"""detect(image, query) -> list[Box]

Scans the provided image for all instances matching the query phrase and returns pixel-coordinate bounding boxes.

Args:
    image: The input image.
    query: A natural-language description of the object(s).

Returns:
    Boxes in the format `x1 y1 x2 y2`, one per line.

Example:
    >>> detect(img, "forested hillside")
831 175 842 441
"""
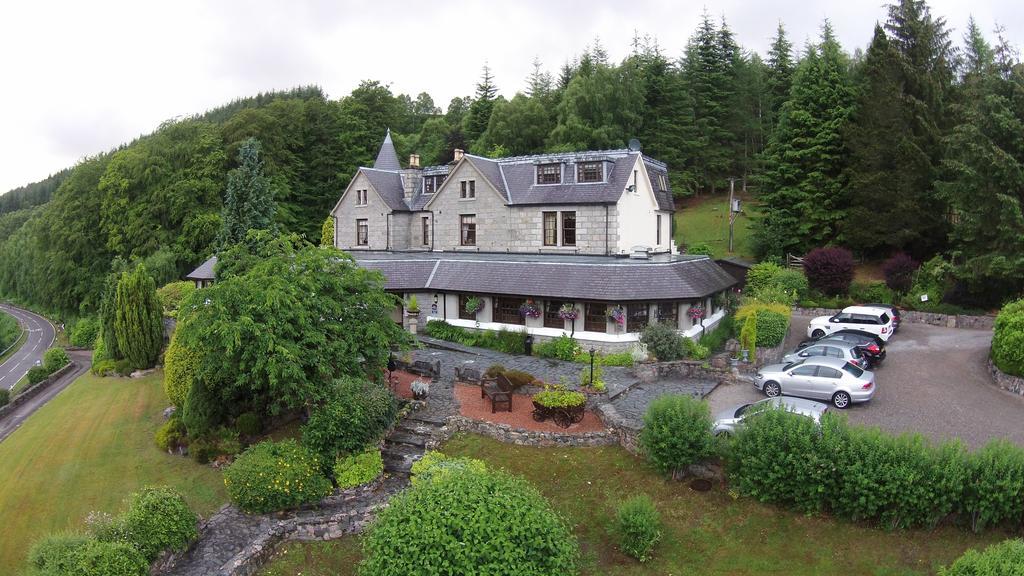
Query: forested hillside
0 0 1021 316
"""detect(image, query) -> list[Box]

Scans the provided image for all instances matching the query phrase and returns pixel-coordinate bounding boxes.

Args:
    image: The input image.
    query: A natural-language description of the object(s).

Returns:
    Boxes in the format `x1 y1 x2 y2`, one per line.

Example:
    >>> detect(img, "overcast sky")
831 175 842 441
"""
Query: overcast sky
0 0 1020 193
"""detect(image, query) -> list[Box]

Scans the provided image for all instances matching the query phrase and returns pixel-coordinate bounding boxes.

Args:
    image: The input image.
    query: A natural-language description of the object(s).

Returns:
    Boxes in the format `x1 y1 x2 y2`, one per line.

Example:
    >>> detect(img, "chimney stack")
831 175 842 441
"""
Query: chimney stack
409 154 420 169
453 148 464 162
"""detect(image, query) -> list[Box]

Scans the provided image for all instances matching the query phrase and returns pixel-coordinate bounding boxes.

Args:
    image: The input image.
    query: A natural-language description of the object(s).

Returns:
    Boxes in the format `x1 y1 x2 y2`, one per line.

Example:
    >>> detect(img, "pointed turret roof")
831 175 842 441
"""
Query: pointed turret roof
373 129 401 171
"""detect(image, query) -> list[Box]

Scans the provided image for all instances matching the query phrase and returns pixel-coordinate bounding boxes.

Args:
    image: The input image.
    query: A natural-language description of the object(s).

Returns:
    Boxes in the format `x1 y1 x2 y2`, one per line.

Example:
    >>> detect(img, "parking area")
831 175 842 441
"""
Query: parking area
706 315 1024 449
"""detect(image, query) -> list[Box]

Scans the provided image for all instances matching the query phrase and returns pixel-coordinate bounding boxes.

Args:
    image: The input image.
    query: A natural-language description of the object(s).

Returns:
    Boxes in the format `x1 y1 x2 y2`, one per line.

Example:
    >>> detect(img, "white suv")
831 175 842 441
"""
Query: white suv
806 305 895 342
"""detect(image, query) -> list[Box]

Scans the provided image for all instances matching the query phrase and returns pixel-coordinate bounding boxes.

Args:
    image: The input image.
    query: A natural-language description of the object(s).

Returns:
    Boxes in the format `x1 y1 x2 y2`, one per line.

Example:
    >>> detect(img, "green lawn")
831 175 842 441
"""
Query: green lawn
260 434 1001 576
675 194 759 260
0 371 227 574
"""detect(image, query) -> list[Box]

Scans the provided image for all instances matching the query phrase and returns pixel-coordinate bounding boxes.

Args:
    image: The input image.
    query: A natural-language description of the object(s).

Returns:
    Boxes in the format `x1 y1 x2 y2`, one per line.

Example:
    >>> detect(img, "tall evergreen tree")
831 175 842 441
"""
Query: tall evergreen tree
526 57 553 98
114 263 163 369
99 268 123 360
217 137 277 249
464 64 499 150
755 22 854 259
765 23 795 136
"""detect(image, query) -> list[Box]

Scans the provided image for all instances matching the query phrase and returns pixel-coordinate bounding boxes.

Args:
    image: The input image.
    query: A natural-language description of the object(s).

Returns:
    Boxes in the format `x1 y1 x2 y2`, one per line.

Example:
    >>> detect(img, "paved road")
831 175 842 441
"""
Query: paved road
707 315 1022 449
0 350 90 443
0 304 55 391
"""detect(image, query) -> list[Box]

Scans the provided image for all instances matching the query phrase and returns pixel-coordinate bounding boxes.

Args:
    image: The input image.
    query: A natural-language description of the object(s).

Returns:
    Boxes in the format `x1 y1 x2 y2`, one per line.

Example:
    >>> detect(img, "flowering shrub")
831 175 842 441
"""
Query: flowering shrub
519 300 541 318
607 306 626 326
558 304 579 320
222 439 332 513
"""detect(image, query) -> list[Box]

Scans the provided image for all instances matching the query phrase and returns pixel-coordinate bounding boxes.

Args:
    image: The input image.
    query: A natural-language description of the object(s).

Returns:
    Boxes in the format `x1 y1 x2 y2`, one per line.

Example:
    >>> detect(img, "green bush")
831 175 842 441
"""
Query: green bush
410 451 488 485
640 322 685 361
114 359 134 376
699 314 734 353
614 495 662 563
156 281 196 318
502 369 536 389
686 242 714 256
532 386 586 408
774 269 810 300
963 440 1024 532
68 317 100 348
941 539 1024 575
483 364 507 377
640 395 715 479
27 365 50 385
992 299 1024 377
423 320 526 354
334 449 384 489
302 377 397 471
91 358 118 377
534 334 581 361
92 332 110 364
101 486 198 561
745 262 784 298
27 534 147 576
597 351 635 366
739 314 757 363
223 439 332 513
579 363 605 391
0 388 9 407
753 309 789 347
683 338 710 360
43 347 70 374
163 332 199 408
187 427 241 464
849 281 896 304
154 415 186 452
234 411 262 436
0 311 20 351
360 464 579 576
909 255 955 305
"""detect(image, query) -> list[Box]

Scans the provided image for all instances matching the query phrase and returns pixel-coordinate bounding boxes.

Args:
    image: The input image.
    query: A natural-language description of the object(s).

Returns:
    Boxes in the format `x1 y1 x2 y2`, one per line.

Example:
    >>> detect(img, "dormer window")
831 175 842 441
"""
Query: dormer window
424 178 435 194
577 161 603 183
536 163 561 185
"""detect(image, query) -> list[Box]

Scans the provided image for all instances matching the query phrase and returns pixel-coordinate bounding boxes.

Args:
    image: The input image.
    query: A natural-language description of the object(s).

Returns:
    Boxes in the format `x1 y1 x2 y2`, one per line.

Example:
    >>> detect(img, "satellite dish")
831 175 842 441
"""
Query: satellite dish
627 138 642 152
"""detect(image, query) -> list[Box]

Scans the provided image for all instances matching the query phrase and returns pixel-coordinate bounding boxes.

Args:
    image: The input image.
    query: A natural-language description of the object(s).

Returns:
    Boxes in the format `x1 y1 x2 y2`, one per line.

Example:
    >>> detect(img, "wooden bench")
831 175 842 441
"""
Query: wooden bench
481 375 514 413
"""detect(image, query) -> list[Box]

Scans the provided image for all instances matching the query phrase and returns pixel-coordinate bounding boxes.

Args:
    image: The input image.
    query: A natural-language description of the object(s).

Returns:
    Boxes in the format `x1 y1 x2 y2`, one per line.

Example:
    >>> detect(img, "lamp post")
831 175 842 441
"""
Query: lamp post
589 348 596 386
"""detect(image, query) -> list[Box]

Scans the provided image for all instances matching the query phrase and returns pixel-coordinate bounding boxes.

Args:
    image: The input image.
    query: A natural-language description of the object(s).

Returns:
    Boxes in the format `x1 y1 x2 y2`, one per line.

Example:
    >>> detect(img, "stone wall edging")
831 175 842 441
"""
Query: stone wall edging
442 415 619 448
989 358 1024 396
793 306 994 331
0 361 76 420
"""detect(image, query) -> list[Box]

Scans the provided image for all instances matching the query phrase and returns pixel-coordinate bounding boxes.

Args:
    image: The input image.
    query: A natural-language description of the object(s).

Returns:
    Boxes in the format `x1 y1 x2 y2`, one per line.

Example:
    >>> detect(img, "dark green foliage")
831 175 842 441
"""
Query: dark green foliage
802 247 855 296
533 334 581 361
113 264 163 370
882 253 918 293
175 233 408 434
154 415 186 452
849 282 897 304
334 449 384 489
27 366 50 385
68 317 100 348
685 242 714 256
614 494 662 563
42 348 69 374
98 273 121 361
746 262 808 303
963 440 1024 532
302 377 397 470
217 137 277 249
234 412 262 437
0 388 9 407
753 310 789 347
640 322 686 361
359 464 579 576
26 537 147 576
113 360 134 377
699 314 734 352
155 281 195 319
941 539 1024 575
26 532 91 575
992 300 1024 377
423 320 526 354
98 486 198 561
0 310 21 351
223 439 332 513
640 395 715 479
91 359 118 377
0 169 70 216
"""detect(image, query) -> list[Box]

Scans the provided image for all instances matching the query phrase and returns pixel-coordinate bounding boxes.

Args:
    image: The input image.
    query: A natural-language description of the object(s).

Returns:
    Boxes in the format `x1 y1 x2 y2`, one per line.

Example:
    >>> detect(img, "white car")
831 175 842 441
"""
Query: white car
806 305 895 342
712 396 829 436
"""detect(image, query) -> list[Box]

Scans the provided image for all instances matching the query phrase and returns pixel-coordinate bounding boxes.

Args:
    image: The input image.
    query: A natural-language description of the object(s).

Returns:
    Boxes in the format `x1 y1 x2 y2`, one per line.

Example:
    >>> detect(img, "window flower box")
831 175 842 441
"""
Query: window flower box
558 304 579 321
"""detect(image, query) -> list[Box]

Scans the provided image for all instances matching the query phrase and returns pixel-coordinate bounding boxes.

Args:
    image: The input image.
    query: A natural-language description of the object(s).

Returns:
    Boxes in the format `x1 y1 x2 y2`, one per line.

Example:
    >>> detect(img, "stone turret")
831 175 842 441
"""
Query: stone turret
373 129 401 171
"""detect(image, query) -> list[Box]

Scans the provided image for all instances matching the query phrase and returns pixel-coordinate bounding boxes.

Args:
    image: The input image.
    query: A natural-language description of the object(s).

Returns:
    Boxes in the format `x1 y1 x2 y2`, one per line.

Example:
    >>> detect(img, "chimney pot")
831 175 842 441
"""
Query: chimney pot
453 149 464 162
409 154 420 169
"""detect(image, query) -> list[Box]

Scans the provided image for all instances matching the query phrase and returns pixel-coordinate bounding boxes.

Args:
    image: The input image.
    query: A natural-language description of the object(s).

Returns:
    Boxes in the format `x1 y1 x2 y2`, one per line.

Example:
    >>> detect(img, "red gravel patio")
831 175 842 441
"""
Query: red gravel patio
453 384 607 434
387 370 425 400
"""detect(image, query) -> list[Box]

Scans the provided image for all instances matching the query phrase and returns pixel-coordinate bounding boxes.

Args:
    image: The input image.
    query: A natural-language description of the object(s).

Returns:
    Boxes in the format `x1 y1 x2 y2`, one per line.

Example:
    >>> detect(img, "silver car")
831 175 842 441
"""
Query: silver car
713 396 829 436
754 357 876 409
782 339 871 370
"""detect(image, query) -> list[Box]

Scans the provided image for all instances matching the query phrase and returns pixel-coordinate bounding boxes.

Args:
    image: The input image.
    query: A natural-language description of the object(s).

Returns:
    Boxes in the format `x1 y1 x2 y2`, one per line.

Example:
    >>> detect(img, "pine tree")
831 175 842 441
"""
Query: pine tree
114 264 164 370
961 17 995 82
765 23 795 136
99 270 122 360
464 64 499 149
218 137 277 249
525 57 553 99
755 22 854 259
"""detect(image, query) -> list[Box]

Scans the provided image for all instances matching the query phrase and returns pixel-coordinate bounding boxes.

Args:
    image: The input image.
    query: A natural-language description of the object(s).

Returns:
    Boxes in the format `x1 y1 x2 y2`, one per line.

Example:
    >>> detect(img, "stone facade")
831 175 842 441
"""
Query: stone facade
424 161 511 251
793 306 995 331
333 172 391 251
989 358 1024 396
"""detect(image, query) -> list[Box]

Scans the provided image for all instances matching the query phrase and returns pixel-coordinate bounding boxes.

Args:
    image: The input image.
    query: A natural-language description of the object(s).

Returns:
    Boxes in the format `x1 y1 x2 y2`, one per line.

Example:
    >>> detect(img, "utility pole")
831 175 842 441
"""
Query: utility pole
727 178 737 253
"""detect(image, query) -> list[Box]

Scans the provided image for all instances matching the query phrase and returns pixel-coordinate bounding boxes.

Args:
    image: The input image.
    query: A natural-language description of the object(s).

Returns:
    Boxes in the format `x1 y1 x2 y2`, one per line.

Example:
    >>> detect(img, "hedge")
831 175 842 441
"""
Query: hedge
223 439 333 513
43 347 70 374
96 486 198 561
735 302 790 348
26 537 147 576
992 299 1024 377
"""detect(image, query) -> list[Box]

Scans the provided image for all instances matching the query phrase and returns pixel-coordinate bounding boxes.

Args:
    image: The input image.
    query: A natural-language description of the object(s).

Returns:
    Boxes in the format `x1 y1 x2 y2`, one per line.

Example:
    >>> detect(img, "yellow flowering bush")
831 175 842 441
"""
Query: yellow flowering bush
223 439 332 513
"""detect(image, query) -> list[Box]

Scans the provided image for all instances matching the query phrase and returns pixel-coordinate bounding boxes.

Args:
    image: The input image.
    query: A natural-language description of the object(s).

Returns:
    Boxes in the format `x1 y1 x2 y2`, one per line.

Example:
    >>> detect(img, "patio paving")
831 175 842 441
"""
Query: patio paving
453 383 607 434
610 378 720 428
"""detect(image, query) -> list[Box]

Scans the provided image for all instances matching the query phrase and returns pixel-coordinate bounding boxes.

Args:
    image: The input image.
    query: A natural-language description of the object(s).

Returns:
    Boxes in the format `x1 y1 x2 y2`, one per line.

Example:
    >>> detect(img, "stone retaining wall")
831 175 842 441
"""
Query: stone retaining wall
0 361 76 420
440 415 619 448
989 359 1024 396
793 306 994 330
631 359 729 383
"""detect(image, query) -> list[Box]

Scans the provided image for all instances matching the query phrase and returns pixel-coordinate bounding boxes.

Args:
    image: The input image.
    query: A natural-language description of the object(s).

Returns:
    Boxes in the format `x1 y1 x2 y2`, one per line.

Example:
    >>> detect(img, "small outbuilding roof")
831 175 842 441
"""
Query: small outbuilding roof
185 255 217 281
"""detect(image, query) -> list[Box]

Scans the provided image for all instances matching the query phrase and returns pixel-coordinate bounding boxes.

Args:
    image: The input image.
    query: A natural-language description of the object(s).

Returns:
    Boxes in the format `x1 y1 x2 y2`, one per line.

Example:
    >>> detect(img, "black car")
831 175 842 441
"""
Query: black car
798 329 887 364
860 303 902 332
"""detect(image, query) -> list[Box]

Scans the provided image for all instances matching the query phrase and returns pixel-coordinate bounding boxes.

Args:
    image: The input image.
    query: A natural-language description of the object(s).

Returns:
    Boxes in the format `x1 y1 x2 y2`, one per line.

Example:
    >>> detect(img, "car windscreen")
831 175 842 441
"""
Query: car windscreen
734 403 752 418
782 360 804 371
842 362 865 377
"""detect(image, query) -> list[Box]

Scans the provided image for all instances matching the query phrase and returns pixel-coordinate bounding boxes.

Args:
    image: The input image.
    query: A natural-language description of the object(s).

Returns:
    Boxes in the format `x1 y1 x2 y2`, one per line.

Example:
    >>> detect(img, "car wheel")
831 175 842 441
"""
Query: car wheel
812 329 826 338
832 391 851 409
764 381 781 398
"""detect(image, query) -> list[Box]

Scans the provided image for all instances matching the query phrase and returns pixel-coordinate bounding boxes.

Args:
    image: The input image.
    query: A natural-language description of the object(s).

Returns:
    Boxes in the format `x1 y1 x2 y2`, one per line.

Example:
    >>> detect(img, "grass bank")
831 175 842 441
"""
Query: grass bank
260 434 1000 575
674 194 758 260
0 371 227 574
0 323 27 366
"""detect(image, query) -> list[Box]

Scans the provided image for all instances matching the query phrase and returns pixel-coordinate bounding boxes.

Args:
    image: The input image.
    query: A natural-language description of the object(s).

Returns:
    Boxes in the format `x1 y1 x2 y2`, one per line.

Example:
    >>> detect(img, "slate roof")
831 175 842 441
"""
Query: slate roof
373 129 401 171
353 252 736 301
361 168 409 211
185 255 217 281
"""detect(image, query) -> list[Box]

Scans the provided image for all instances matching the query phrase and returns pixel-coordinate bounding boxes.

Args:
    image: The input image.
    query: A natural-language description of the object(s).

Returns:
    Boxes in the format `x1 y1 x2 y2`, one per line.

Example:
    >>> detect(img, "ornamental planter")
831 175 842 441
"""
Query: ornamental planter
530 400 585 428
519 300 541 319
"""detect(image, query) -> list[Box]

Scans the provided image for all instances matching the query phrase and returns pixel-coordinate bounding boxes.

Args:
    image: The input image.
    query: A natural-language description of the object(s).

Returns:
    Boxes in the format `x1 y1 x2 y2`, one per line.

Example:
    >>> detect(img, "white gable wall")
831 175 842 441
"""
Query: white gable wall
615 157 674 254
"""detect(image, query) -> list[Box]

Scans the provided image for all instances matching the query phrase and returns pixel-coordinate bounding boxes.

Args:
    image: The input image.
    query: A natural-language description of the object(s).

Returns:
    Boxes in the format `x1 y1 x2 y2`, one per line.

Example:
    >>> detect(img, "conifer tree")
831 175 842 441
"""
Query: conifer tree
218 137 277 249
114 264 163 369
756 22 854 259
99 270 122 360
765 23 795 136
464 64 499 149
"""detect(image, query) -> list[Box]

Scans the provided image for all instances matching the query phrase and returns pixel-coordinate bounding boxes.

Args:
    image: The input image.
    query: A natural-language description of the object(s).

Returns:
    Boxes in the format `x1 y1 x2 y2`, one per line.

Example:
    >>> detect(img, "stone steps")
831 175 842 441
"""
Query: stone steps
385 430 426 448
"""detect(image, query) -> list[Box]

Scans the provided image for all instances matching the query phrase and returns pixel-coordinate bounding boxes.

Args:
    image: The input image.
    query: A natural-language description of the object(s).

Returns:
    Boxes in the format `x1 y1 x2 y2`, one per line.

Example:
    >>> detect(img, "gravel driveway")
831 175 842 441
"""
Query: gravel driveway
706 315 1023 449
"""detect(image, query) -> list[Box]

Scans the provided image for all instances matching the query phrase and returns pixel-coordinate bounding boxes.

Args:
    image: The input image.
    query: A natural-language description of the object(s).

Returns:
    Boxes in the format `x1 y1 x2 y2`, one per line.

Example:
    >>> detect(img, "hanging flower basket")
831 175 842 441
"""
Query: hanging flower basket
607 306 626 326
689 305 706 323
558 304 579 321
464 296 484 315
519 300 541 319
